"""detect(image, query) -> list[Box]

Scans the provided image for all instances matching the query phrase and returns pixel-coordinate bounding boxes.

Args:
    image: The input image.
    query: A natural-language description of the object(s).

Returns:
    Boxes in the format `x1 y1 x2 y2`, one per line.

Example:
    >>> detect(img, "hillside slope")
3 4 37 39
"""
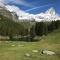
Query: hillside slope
0 29 60 60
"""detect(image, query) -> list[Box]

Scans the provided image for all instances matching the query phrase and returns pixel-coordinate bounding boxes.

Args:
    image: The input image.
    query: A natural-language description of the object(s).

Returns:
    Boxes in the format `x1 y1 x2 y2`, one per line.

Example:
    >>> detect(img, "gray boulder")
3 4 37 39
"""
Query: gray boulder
42 50 55 55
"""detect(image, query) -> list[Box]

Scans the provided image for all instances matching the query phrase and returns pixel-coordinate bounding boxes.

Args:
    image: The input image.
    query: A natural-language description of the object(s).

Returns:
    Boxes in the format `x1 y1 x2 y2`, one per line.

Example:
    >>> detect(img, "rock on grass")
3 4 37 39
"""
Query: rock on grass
32 50 39 53
25 53 31 57
42 50 55 55
11 45 15 47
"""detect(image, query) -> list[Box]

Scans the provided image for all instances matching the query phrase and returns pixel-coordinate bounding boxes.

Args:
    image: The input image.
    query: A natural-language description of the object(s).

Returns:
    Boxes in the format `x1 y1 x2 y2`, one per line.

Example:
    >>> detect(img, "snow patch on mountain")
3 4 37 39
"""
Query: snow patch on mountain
35 7 60 22
5 5 35 21
5 5 60 22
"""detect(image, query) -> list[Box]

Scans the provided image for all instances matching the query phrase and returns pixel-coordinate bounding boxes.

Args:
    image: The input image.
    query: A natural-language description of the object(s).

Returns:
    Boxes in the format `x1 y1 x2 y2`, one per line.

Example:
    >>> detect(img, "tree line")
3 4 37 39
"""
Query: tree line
0 15 28 40
35 20 60 36
0 14 60 41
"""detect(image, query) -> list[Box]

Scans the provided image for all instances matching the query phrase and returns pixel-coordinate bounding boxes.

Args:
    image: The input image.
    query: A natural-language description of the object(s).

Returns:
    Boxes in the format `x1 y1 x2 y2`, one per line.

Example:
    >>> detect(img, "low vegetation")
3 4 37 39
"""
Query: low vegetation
0 29 60 60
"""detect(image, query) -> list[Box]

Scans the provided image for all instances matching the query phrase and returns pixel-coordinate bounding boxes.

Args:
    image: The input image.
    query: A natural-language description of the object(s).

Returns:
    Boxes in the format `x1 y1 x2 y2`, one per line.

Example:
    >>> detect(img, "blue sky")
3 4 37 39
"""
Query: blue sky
5 0 60 14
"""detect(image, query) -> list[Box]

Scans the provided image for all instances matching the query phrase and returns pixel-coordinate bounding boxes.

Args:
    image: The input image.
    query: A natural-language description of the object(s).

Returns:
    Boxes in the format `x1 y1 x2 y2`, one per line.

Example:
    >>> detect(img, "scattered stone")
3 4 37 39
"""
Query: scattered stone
33 36 41 40
11 45 15 47
25 53 31 57
42 50 55 55
32 50 39 53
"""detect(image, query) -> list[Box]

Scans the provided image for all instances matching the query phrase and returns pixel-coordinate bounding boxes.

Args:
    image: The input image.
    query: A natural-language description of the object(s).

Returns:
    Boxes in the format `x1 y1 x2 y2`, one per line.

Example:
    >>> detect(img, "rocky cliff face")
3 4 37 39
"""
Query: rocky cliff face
0 6 18 22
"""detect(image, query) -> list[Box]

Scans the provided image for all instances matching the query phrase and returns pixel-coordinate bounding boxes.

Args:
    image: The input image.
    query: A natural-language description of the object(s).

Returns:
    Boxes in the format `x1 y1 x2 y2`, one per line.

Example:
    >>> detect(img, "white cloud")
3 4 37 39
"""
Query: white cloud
0 0 5 3
0 0 32 7
13 0 31 7
0 0 5 7
4 0 32 7
5 5 33 20
5 5 29 16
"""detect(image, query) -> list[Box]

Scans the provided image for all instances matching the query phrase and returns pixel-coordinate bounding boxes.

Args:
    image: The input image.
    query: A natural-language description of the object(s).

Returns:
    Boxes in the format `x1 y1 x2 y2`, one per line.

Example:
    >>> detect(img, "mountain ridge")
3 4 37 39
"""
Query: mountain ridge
0 4 60 22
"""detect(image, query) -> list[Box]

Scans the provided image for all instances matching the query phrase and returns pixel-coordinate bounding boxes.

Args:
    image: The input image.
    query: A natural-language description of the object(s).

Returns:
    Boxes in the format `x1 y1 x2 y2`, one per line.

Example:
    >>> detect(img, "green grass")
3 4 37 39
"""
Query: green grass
0 29 60 60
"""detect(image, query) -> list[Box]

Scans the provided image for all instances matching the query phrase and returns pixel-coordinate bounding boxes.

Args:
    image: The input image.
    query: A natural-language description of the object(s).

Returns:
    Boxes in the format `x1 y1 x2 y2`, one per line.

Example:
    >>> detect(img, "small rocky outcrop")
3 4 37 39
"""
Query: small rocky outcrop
41 50 55 55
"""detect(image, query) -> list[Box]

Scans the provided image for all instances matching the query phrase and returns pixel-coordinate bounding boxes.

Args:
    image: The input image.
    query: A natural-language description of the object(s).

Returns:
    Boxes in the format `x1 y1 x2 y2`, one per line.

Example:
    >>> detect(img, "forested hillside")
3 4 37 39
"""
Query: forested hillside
0 13 60 41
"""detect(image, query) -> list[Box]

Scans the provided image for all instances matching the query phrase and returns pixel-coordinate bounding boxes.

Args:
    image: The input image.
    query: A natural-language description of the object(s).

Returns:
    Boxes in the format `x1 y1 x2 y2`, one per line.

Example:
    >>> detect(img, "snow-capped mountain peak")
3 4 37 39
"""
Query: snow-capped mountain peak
35 7 60 22
1 4 60 22
45 7 56 15
18 7 60 22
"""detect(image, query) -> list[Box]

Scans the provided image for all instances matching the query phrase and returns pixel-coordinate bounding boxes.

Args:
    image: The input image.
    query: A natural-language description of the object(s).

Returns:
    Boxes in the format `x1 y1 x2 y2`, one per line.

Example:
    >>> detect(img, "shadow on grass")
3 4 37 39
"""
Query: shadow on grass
0 37 40 42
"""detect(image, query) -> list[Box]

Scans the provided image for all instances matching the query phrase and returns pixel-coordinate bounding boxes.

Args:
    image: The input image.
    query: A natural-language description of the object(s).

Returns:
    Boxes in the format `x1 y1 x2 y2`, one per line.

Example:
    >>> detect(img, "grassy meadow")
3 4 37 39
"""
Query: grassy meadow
0 29 60 60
